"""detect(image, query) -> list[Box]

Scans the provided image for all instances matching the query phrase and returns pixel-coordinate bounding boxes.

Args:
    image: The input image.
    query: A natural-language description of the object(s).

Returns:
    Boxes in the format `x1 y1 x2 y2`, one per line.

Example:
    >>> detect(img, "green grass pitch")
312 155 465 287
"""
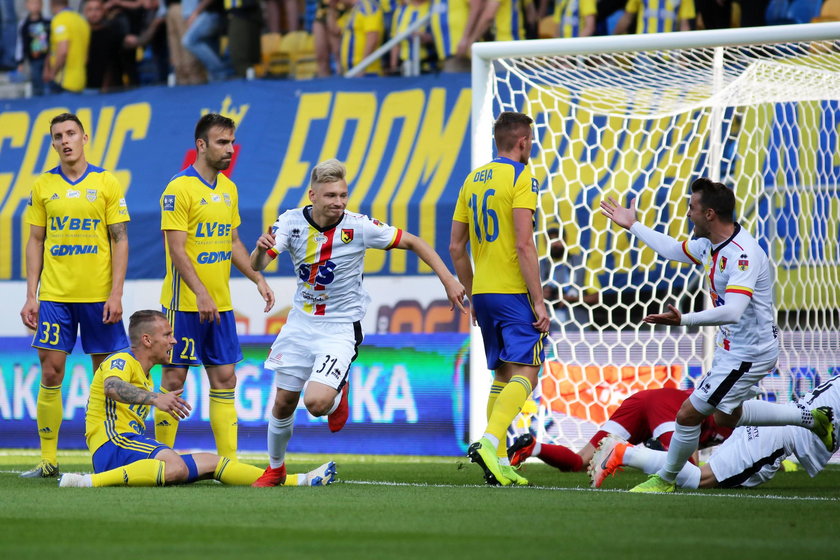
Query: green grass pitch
2 450 839 559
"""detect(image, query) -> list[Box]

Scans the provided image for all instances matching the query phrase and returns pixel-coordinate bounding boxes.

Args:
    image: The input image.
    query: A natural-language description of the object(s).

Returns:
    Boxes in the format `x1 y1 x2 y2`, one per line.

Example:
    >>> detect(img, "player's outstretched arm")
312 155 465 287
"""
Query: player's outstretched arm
165 230 220 324
231 228 275 313
513 208 549 333
396 232 467 314
103 377 192 420
250 230 277 272
103 222 128 324
645 293 751 327
20 225 46 330
601 196 695 264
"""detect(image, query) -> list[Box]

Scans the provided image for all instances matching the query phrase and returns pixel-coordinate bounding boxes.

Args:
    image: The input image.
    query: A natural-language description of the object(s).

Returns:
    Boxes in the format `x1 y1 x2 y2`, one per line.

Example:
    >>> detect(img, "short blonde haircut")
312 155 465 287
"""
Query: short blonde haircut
310 159 346 187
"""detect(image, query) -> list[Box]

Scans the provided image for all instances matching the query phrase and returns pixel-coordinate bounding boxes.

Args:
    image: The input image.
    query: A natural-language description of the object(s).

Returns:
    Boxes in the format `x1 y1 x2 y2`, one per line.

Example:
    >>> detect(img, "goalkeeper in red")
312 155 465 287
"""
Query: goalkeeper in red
601 178 834 493
450 111 550 486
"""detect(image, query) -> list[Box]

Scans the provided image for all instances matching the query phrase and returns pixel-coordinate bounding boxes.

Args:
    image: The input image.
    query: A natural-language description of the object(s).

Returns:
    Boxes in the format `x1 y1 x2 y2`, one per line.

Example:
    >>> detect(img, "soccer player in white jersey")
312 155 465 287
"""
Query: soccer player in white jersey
248 158 467 486
600 177 834 493
591 375 840 490
19 113 130 478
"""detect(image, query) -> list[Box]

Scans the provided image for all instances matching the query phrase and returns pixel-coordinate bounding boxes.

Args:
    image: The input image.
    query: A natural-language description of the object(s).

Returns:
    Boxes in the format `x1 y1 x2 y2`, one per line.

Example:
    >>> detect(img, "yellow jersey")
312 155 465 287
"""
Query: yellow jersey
453 156 538 295
625 0 695 33
393 0 433 65
159 166 241 312
495 0 525 41
25 164 129 303
85 352 153 454
340 0 385 75
50 9 90 92
553 0 597 38
430 0 469 59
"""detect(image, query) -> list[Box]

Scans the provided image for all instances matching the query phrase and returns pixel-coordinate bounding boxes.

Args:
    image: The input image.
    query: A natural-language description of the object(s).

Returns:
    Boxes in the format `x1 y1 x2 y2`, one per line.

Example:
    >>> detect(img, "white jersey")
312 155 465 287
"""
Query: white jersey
266 206 402 322
682 223 779 361
793 375 840 475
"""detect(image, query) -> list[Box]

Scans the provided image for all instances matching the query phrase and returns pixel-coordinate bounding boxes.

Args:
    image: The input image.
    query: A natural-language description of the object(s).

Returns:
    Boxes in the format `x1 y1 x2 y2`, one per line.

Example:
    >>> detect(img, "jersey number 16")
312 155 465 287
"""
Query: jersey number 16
468 190 498 243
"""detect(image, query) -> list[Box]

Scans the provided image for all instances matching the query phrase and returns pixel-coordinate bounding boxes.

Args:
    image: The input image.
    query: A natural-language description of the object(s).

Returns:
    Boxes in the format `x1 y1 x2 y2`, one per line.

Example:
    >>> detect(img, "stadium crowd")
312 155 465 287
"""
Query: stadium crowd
0 0 835 94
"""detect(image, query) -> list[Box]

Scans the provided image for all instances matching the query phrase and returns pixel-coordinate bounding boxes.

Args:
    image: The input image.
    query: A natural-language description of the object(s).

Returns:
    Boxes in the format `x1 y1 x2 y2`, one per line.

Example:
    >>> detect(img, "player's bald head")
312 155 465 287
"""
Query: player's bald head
128 310 168 346
493 112 533 153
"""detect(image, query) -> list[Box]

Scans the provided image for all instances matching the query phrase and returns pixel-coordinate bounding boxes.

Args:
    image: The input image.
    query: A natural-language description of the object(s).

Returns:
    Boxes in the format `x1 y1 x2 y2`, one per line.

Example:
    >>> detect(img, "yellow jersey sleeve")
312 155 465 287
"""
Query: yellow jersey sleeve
231 187 242 230
51 11 72 42
161 182 190 231
26 177 47 227
104 173 130 225
453 180 469 224
512 168 538 211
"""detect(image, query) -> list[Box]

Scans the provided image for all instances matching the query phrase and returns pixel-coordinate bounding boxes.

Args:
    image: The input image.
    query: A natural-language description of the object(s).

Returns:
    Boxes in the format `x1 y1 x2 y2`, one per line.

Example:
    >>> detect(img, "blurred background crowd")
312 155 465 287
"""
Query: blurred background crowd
0 0 837 96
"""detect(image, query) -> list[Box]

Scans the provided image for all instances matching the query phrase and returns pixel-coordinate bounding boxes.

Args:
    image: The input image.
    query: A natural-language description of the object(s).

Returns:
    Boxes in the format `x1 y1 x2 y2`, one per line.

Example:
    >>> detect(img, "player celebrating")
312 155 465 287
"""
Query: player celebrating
248 158 466 487
600 178 834 493
590 376 840 490
58 310 336 488
154 113 275 460
449 111 550 487
508 387 732 473
19 112 130 479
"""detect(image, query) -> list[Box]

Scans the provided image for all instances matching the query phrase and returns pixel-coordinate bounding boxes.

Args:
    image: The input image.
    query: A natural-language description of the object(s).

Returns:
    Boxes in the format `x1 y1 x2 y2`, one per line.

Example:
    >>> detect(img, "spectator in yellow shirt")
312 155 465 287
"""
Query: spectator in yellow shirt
44 0 90 92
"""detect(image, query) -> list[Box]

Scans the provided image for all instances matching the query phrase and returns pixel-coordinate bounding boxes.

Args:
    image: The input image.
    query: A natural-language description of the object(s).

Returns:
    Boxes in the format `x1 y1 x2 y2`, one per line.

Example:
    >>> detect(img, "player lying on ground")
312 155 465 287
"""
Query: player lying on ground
508 387 732 472
589 376 839 490
58 310 336 488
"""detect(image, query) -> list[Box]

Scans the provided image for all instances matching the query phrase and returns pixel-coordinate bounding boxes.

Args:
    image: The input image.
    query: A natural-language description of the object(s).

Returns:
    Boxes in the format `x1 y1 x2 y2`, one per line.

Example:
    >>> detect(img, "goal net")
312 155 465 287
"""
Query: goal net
470 24 840 453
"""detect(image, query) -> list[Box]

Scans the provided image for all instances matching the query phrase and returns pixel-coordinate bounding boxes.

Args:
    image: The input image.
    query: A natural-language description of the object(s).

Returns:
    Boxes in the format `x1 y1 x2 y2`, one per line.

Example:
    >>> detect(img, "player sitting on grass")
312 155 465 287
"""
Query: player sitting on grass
508 387 732 472
589 377 838 490
58 310 336 488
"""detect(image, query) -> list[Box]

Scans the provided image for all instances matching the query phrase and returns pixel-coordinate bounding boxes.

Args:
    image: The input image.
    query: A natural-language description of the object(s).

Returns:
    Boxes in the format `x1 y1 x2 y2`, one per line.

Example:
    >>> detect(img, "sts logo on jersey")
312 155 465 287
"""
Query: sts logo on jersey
341 229 354 244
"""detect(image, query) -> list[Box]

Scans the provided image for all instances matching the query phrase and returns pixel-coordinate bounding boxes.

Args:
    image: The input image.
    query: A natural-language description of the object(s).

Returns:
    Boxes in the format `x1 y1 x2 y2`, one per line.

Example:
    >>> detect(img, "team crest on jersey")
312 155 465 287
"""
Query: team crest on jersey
163 195 176 211
223 193 231 207
86 189 97 202
199 198 208 206
719 256 727 272
66 189 80 199
341 228 354 244
371 219 383 227
738 253 749 271
111 358 126 371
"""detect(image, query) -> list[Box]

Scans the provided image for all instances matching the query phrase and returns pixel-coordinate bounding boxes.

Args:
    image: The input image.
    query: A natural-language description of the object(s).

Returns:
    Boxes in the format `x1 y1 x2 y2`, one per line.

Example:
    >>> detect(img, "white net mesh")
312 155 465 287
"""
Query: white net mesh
488 38 840 451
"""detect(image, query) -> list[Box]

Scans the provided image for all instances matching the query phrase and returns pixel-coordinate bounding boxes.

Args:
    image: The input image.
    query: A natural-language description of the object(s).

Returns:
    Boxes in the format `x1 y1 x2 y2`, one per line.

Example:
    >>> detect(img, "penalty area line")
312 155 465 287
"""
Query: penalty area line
341 479 840 502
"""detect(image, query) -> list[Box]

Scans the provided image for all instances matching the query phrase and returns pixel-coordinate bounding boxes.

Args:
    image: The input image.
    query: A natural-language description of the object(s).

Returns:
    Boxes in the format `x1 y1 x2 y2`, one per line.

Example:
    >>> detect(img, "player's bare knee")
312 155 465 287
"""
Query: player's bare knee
676 400 706 425
303 394 332 417
161 368 188 391
163 457 189 484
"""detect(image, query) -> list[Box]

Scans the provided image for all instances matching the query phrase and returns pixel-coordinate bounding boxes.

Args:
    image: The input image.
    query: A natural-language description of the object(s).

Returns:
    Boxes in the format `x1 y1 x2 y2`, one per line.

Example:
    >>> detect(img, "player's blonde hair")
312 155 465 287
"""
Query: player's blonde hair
310 159 346 187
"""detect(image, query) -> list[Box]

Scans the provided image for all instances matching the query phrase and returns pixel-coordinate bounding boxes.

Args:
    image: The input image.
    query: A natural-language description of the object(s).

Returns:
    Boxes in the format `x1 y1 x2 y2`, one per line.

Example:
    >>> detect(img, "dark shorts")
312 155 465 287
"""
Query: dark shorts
92 433 168 473
32 301 129 355
163 307 243 367
472 293 546 370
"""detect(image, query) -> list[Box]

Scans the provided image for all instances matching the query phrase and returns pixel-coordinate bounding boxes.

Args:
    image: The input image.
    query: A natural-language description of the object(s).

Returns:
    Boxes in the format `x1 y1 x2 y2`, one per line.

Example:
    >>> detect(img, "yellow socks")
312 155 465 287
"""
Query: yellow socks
487 381 509 459
213 457 264 485
485 375 532 445
209 388 238 459
154 387 179 448
92 459 166 487
37 384 63 464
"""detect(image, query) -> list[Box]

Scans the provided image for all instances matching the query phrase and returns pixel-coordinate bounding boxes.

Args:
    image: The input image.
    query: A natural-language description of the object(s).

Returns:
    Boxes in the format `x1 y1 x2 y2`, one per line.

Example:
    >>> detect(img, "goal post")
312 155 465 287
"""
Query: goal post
468 24 840 450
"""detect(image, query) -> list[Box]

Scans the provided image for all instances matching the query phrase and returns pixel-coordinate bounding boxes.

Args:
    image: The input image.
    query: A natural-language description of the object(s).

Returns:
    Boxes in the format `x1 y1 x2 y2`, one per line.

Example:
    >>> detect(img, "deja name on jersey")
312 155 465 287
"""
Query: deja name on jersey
266 207 402 321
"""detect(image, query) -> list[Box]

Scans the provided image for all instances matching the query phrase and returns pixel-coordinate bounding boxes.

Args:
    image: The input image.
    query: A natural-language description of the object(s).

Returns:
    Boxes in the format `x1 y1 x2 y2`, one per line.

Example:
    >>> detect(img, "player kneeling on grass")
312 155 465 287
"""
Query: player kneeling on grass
59 310 337 488
589 376 839 491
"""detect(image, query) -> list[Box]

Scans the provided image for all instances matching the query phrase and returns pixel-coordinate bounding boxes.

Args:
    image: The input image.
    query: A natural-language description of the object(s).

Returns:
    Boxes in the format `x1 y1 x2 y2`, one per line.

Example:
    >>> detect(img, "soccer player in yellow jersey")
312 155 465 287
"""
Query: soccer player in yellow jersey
154 114 275 460
58 310 337 488
19 113 130 479
44 0 90 93
450 111 549 486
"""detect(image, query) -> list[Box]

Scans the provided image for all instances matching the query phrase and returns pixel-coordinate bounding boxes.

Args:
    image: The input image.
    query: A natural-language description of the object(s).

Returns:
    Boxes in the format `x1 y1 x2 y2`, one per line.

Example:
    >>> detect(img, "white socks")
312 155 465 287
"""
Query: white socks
326 391 342 415
737 400 813 427
267 414 295 469
657 422 701 483
624 445 701 489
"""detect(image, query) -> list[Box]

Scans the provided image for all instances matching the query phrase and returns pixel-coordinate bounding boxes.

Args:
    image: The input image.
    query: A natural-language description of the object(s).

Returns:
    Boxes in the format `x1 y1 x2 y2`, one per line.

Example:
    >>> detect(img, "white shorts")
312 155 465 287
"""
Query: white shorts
689 353 777 415
264 316 363 393
708 425 795 488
